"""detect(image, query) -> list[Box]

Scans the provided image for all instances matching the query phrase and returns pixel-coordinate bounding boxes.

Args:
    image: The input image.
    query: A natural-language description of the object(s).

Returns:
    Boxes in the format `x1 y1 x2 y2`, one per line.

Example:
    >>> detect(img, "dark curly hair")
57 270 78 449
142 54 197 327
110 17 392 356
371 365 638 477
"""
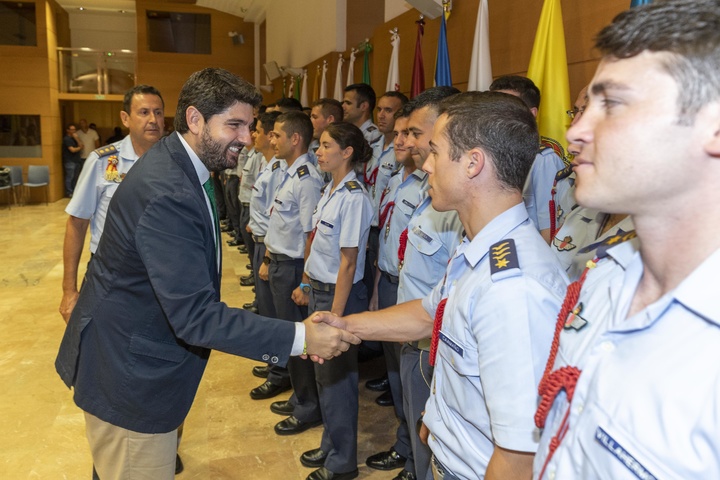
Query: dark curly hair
323 122 372 164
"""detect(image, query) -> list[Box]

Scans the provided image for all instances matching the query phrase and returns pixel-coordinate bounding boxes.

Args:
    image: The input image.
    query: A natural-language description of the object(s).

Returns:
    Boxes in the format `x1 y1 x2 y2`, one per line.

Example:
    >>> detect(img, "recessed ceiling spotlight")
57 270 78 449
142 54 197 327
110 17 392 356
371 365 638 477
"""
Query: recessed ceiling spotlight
78 6 85 11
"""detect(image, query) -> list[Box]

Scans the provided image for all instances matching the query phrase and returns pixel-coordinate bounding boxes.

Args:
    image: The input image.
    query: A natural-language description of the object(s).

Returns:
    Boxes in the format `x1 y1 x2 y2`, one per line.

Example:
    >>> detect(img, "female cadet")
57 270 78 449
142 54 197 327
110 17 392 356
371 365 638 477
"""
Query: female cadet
295 122 374 480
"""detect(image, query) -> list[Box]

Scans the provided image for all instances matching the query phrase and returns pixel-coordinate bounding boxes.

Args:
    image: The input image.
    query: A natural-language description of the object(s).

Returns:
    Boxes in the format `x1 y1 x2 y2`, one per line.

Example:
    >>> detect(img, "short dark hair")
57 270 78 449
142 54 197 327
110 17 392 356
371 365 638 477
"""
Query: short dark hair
66 123 77 131
489 75 541 110
405 86 460 115
595 0 720 125
174 68 262 134
275 97 303 112
276 111 313 149
380 91 410 106
439 91 539 192
344 83 377 111
257 111 282 133
122 85 164 114
324 122 373 165
312 98 344 122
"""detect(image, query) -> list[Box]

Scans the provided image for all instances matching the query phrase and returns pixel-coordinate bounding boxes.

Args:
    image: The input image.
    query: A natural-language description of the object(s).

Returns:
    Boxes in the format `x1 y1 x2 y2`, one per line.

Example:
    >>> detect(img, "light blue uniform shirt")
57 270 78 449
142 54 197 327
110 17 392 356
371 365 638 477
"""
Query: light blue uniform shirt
66 135 138 253
396 190 463 304
265 153 323 259
552 167 577 231
377 167 427 276
248 156 286 237
305 170 373 284
551 207 635 280
533 242 720 480
239 148 264 203
365 140 397 226
422 203 568 480
524 148 566 232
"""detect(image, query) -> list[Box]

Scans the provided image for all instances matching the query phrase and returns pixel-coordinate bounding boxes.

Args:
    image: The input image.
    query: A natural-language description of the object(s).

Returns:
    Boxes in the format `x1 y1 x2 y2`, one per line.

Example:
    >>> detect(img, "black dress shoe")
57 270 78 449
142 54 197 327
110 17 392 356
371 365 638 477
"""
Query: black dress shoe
306 466 359 480
270 399 294 416
300 447 328 468
175 454 183 474
365 375 390 392
366 448 407 470
238 245 249 254
240 275 255 287
375 389 394 407
252 365 269 378
227 239 242 246
274 416 322 436
393 470 416 480
250 380 291 400
246 263 253 270
220 224 232 232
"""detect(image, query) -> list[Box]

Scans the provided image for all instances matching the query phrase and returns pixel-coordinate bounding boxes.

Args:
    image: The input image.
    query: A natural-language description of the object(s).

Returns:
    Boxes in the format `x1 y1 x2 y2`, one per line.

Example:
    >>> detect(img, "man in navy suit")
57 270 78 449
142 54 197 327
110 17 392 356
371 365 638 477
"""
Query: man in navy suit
56 68 359 479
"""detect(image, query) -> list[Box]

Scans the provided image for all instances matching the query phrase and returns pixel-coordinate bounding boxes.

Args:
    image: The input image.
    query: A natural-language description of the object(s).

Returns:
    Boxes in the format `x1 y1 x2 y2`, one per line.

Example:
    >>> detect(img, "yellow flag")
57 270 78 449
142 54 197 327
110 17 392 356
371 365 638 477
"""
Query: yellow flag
527 0 571 153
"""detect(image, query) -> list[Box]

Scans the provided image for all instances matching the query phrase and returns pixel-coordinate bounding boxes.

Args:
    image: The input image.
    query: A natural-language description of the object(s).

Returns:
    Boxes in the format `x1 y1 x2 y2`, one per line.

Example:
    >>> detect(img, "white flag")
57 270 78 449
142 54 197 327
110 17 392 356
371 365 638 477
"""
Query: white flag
347 49 356 86
467 0 493 91
333 55 345 101
288 75 295 98
300 70 308 107
320 61 328 99
386 31 400 92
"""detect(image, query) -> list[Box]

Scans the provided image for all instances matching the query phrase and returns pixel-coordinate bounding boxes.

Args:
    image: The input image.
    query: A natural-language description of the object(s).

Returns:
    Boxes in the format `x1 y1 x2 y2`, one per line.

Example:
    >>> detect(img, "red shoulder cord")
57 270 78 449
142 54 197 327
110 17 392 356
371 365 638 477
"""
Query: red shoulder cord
364 165 379 187
535 264 593 480
428 297 448 366
397 228 409 269
379 202 395 230
549 181 559 240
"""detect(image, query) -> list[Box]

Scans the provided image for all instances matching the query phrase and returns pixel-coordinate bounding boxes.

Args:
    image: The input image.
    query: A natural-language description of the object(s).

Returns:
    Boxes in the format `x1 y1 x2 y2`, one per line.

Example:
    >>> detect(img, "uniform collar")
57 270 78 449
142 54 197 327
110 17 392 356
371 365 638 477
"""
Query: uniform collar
285 153 311 176
118 135 139 161
673 247 720 326
460 203 529 268
329 170 359 192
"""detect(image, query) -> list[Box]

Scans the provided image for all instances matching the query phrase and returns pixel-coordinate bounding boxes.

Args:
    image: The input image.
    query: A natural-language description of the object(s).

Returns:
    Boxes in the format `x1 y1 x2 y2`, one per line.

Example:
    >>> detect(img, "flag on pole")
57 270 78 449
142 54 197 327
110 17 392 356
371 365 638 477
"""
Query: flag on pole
527 0 571 151
434 4 452 87
312 65 320 103
287 75 294 98
347 49 356 86
362 40 372 85
411 17 426 98
294 75 301 100
333 55 345 101
467 0 492 91
300 70 308 107
386 29 400 92
320 61 328 99
630 0 652 6
281 78 287 98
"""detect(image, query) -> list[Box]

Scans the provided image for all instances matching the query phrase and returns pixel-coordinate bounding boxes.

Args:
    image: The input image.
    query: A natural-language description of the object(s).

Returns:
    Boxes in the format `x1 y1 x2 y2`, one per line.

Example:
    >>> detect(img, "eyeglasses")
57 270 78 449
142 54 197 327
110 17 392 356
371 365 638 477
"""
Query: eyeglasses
566 106 586 120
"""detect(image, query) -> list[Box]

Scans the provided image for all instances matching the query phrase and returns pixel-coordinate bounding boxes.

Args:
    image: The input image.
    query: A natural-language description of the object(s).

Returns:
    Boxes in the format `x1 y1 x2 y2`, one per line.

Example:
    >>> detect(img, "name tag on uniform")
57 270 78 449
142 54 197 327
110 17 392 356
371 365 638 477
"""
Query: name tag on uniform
595 427 657 480
412 226 433 244
402 199 417 210
274 199 283 205
439 332 463 357
320 220 334 229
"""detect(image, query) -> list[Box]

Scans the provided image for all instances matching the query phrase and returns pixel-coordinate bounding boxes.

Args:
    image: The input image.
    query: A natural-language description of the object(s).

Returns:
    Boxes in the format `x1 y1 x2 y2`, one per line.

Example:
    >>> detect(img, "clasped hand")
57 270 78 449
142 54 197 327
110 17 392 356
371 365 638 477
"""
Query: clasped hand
301 311 354 364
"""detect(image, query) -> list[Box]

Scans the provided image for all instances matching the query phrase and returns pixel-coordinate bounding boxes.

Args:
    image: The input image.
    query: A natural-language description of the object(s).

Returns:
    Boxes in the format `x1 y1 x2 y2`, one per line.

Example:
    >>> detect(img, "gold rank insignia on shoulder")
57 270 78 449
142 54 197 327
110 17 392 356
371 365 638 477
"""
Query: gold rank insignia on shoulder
272 161 281 171
345 180 361 192
95 145 118 157
555 164 573 181
297 165 309 178
489 239 520 277
579 230 637 259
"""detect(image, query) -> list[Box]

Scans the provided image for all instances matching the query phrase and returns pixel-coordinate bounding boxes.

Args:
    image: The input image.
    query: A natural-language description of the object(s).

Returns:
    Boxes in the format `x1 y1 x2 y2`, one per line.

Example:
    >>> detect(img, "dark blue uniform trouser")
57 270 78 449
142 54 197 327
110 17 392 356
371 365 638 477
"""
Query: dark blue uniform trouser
400 343 433 480
269 257 319 422
311 280 368 473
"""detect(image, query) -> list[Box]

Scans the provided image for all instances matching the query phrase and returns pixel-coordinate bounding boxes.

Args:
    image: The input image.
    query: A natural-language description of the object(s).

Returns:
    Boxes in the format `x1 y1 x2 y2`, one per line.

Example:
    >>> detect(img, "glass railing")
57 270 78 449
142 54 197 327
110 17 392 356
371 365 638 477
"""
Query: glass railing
57 48 136 95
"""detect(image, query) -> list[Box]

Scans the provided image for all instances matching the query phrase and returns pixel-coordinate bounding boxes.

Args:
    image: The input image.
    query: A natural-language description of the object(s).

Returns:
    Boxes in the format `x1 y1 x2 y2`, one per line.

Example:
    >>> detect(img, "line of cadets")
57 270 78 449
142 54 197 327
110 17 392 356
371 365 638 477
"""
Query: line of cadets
213 75 627 480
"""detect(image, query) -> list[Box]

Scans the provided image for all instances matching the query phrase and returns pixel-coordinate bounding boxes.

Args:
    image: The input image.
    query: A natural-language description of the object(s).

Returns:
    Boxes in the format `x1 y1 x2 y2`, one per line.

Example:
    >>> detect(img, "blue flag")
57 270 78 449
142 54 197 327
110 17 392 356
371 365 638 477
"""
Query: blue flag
434 11 452 87
630 0 652 7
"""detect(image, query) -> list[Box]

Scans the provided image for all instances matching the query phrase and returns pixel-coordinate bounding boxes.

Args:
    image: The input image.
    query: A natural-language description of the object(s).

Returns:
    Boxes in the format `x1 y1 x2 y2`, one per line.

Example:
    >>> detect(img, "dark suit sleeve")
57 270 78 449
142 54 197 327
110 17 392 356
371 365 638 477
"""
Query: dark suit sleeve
134 188 295 365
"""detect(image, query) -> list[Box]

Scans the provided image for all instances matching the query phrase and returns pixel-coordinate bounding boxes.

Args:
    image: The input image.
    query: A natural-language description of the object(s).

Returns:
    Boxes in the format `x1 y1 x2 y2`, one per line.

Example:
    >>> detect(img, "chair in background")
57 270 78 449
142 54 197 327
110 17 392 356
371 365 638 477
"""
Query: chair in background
0 168 12 209
10 166 23 205
25 165 50 205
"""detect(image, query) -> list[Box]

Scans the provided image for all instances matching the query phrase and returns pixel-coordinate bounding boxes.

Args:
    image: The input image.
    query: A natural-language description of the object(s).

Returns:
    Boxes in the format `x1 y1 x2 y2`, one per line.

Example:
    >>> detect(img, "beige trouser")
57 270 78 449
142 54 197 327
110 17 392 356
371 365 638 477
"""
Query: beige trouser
84 411 177 480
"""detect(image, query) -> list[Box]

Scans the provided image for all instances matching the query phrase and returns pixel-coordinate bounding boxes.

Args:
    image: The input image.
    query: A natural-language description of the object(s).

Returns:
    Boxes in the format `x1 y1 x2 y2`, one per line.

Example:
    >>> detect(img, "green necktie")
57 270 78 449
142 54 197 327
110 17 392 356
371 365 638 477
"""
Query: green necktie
202 178 220 265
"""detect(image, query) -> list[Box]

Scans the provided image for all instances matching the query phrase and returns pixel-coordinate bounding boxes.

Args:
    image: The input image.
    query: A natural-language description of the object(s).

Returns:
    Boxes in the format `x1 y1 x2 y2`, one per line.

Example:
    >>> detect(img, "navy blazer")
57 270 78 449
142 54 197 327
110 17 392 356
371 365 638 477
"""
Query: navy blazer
56 133 296 434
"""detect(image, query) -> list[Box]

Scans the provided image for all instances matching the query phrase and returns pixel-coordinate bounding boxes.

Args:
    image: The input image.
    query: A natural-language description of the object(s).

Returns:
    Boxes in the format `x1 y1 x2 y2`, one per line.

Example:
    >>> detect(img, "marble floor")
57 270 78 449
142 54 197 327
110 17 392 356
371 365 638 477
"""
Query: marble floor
0 199 397 479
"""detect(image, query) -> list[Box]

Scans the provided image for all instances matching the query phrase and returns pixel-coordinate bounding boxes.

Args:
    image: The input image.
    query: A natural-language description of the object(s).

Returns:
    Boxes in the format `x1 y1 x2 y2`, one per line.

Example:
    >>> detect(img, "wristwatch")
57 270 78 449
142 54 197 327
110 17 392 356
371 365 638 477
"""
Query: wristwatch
263 256 271 265
300 282 311 294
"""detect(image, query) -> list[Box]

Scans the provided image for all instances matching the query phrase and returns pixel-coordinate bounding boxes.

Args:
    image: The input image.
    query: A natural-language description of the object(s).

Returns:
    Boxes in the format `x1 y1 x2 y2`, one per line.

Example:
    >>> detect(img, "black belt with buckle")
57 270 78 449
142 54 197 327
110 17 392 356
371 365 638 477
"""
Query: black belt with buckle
252 235 265 243
380 270 399 285
267 252 300 263
309 278 335 293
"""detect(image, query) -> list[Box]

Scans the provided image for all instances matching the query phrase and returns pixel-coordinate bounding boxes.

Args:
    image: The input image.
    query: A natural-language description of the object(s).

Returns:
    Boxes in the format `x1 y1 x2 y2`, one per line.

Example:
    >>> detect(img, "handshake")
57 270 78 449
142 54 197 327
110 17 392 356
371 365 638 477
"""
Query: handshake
301 312 356 364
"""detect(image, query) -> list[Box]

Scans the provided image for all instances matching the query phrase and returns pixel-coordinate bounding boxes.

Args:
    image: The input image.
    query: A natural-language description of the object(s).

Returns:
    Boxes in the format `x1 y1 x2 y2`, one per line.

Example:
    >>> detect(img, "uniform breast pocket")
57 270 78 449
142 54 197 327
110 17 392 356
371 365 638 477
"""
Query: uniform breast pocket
252 183 265 198
273 197 295 222
316 220 338 238
436 330 479 377
395 198 417 219
408 226 442 256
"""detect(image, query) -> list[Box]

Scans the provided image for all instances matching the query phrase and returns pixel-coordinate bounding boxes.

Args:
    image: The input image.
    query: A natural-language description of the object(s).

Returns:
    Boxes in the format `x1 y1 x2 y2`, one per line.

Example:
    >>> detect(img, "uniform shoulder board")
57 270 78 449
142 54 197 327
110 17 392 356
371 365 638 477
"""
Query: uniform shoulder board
272 161 281 171
369 135 384 146
539 136 569 165
345 180 362 192
320 184 328 195
489 239 521 281
297 164 310 178
94 144 118 158
555 164 574 182
391 168 402 177
578 230 637 259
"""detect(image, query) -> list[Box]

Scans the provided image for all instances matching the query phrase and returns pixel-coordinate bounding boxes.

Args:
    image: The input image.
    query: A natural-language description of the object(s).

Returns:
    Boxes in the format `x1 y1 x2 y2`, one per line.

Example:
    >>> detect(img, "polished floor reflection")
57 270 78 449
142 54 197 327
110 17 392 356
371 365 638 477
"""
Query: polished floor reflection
0 199 396 479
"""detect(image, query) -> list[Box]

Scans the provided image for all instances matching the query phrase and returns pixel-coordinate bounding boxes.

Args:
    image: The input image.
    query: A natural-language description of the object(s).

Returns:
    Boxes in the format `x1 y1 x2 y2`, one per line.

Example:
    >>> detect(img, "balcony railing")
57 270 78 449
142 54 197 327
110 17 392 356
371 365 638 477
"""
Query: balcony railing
57 48 136 96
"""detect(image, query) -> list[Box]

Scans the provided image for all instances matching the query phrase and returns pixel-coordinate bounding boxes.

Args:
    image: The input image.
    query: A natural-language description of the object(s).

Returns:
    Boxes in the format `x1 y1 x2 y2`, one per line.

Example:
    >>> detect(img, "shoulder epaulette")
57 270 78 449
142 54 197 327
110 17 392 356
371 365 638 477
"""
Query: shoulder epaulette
272 161 281 171
540 136 570 165
94 144 118 158
369 135 384 146
555 164 574 182
345 180 362 192
489 239 521 280
297 165 310 178
320 184 328 195
391 168 402 177
578 229 637 259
